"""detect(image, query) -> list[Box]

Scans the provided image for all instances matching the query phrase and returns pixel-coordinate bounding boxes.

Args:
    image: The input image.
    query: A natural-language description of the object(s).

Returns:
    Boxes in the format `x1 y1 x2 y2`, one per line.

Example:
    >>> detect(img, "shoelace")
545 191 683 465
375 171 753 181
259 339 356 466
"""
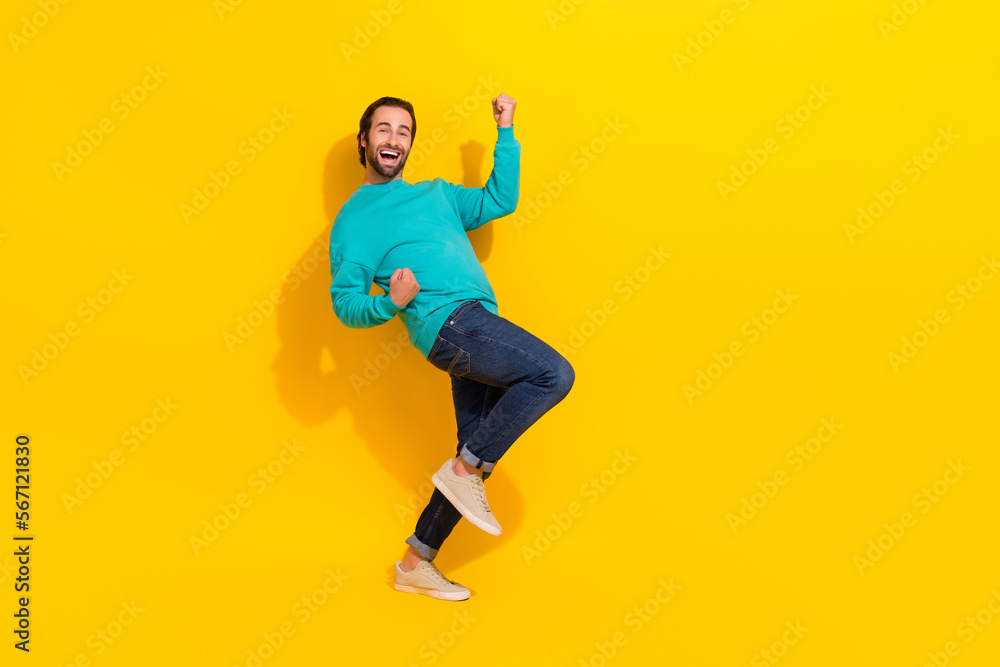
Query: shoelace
468 474 492 514
422 561 453 586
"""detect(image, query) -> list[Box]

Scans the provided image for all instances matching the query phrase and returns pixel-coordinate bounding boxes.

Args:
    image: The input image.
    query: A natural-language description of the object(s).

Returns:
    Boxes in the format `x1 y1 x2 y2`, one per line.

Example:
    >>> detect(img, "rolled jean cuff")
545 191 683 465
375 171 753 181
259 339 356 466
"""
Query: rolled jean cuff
405 534 439 560
459 444 496 473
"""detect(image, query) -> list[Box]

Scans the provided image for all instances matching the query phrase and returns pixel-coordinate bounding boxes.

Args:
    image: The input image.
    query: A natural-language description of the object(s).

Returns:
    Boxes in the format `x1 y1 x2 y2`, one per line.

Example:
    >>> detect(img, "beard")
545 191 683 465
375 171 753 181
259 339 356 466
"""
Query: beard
366 141 407 179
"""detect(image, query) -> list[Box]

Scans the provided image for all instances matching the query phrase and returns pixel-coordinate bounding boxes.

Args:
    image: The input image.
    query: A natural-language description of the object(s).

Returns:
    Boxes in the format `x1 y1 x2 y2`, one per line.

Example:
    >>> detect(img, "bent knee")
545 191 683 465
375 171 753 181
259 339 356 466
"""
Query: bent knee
549 356 575 401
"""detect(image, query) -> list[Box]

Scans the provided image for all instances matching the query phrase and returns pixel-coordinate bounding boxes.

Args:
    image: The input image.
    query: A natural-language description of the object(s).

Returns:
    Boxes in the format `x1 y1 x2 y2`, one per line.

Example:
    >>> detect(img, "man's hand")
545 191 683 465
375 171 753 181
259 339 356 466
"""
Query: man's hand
389 267 420 307
492 93 516 128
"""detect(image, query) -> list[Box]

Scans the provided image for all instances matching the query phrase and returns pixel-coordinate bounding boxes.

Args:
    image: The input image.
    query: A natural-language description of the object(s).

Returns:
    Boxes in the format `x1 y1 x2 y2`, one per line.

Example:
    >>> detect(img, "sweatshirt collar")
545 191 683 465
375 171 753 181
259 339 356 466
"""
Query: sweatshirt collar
358 178 407 192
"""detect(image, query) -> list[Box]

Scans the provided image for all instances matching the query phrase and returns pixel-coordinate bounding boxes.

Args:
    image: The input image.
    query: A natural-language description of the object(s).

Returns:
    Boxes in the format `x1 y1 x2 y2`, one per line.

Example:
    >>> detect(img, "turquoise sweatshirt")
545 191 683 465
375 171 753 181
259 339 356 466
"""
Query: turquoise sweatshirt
329 125 520 358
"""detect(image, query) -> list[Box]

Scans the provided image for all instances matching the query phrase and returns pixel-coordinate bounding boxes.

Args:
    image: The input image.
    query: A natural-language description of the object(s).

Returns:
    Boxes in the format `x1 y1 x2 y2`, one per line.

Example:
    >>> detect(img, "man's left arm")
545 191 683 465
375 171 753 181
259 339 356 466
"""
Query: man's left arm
449 93 520 231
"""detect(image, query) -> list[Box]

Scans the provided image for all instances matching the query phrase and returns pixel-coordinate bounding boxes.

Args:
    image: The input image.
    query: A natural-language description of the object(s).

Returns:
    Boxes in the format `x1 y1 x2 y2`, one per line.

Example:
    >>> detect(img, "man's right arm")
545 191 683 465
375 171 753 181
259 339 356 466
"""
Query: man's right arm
329 258 403 328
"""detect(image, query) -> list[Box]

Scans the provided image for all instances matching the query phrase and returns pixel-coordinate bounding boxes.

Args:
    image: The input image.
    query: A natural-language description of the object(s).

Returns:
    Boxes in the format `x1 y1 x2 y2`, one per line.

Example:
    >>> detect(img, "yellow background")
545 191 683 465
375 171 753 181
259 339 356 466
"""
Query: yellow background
2 0 998 665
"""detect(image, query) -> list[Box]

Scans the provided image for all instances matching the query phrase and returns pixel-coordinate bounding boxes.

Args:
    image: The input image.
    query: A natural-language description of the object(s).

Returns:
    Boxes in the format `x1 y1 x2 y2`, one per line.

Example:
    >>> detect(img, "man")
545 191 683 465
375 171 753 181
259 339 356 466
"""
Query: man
328 94 574 600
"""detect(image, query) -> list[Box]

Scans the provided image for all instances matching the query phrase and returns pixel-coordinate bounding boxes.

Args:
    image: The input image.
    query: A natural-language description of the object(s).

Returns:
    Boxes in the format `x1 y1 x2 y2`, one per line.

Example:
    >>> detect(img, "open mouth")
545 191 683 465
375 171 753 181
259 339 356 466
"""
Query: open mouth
378 148 401 165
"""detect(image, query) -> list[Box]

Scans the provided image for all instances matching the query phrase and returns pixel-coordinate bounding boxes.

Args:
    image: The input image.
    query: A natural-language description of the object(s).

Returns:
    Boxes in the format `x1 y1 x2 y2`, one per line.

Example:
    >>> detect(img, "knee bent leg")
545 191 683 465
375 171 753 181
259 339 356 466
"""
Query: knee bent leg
547 355 575 403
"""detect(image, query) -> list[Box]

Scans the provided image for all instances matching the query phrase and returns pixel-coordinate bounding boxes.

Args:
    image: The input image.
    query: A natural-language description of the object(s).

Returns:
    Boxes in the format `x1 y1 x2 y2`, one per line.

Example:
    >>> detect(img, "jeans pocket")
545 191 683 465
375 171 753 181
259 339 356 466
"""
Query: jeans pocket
446 303 492 342
427 336 471 377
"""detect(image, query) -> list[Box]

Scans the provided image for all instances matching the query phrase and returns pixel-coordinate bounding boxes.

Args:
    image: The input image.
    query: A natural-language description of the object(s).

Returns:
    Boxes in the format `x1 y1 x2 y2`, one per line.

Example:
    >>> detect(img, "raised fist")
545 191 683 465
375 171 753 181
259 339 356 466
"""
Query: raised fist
492 93 517 128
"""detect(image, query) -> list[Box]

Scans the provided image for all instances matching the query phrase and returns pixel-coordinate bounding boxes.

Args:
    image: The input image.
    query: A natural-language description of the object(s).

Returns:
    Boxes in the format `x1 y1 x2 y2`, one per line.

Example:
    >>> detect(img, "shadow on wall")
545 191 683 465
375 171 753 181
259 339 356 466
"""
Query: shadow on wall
271 134 522 572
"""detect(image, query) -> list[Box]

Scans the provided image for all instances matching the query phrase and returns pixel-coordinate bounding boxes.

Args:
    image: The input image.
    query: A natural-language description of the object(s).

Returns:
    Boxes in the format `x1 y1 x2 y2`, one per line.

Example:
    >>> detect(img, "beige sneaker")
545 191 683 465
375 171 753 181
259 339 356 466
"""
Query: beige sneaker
431 458 502 536
393 560 470 601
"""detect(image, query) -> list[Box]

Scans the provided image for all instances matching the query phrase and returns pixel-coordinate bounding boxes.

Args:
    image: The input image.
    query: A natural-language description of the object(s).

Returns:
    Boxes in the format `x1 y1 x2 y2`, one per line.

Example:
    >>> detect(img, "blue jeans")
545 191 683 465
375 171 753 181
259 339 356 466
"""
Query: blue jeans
405 300 575 560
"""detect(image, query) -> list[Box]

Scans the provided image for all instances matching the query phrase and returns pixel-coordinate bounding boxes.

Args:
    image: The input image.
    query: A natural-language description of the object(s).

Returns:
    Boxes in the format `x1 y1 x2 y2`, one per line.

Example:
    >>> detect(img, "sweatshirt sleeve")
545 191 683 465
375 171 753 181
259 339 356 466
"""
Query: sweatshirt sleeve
329 258 403 328
448 125 521 231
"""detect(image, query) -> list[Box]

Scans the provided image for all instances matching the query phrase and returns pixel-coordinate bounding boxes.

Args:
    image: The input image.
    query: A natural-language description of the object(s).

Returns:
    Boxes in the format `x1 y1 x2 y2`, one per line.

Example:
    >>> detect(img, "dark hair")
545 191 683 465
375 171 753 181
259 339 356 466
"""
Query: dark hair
357 96 416 167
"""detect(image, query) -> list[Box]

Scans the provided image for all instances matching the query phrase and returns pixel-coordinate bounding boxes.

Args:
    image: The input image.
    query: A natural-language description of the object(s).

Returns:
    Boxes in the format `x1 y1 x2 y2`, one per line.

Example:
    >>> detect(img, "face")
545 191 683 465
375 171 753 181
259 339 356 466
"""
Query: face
362 105 413 180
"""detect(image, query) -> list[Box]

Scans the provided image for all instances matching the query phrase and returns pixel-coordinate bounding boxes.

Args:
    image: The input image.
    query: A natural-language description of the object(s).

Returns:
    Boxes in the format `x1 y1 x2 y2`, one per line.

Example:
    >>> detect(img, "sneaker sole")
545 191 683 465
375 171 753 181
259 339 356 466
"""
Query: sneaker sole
432 471 502 536
393 583 470 601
